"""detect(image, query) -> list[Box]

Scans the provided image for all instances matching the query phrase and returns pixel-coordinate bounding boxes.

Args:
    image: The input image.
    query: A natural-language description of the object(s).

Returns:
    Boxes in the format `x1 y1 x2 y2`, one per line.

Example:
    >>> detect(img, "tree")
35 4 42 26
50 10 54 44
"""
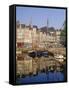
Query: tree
60 21 66 47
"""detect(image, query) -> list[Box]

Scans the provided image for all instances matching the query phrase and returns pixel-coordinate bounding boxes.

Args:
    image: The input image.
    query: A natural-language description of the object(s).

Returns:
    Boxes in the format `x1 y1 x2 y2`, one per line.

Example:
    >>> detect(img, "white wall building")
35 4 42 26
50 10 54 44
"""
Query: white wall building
24 27 32 44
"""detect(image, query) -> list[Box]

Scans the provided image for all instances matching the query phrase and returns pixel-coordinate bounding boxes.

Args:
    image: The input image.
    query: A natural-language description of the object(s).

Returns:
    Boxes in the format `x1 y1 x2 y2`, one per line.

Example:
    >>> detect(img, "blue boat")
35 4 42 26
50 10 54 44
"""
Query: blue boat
42 51 49 57
28 51 49 58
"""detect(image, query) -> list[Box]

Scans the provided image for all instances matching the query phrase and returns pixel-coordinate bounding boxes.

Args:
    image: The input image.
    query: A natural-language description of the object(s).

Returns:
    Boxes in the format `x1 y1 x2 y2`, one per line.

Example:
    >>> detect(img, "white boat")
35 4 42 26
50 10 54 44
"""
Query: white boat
54 54 64 62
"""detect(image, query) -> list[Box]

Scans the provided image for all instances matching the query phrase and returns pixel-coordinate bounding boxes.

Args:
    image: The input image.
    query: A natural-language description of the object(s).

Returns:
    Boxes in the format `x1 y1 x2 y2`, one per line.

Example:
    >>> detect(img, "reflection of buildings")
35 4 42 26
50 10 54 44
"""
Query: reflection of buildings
16 53 33 76
16 21 65 77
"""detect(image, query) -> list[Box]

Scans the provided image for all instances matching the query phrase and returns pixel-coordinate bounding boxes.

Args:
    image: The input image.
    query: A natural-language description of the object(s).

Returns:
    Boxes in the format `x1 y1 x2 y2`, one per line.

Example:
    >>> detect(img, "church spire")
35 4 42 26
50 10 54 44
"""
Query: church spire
47 18 49 33
29 16 32 28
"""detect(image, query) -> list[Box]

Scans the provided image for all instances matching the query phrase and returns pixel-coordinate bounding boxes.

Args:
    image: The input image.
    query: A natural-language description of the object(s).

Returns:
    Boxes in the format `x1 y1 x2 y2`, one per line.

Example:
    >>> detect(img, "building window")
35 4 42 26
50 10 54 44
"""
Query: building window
17 43 24 48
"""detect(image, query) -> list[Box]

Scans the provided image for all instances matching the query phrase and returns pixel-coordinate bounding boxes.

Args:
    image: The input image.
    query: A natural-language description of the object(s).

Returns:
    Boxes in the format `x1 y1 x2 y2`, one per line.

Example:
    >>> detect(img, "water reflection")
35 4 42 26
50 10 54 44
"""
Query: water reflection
16 71 64 84
16 50 66 84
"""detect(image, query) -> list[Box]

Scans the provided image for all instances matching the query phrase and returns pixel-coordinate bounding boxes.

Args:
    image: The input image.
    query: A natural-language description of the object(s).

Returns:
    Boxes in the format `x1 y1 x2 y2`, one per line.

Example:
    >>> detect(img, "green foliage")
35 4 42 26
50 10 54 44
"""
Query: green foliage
60 21 66 47
61 21 66 36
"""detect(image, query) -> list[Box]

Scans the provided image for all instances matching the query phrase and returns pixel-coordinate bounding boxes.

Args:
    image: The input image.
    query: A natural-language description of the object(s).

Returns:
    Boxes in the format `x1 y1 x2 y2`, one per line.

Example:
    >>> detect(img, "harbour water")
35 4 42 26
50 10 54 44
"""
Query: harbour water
16 50 66 84
16 71 64 84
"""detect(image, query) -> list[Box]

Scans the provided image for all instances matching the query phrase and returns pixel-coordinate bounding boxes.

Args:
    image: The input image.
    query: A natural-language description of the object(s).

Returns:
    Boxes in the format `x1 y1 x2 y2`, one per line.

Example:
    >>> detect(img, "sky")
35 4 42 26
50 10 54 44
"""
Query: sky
16 6 66 29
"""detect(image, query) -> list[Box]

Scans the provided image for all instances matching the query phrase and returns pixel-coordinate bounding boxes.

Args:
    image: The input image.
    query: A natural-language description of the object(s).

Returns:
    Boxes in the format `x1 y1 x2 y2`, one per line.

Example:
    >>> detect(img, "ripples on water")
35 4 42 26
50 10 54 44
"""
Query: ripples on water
16 72 64 84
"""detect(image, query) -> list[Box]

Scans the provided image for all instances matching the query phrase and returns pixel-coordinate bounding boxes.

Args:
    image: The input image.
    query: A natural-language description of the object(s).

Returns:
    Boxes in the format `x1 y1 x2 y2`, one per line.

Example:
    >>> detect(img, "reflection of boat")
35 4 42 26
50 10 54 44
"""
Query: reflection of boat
48 66 55 72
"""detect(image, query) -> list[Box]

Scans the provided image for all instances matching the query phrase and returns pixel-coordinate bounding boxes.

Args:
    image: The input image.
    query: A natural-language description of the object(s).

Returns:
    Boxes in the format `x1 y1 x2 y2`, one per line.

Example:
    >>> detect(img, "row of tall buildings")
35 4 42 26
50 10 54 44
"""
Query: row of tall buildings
16 21 62 50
